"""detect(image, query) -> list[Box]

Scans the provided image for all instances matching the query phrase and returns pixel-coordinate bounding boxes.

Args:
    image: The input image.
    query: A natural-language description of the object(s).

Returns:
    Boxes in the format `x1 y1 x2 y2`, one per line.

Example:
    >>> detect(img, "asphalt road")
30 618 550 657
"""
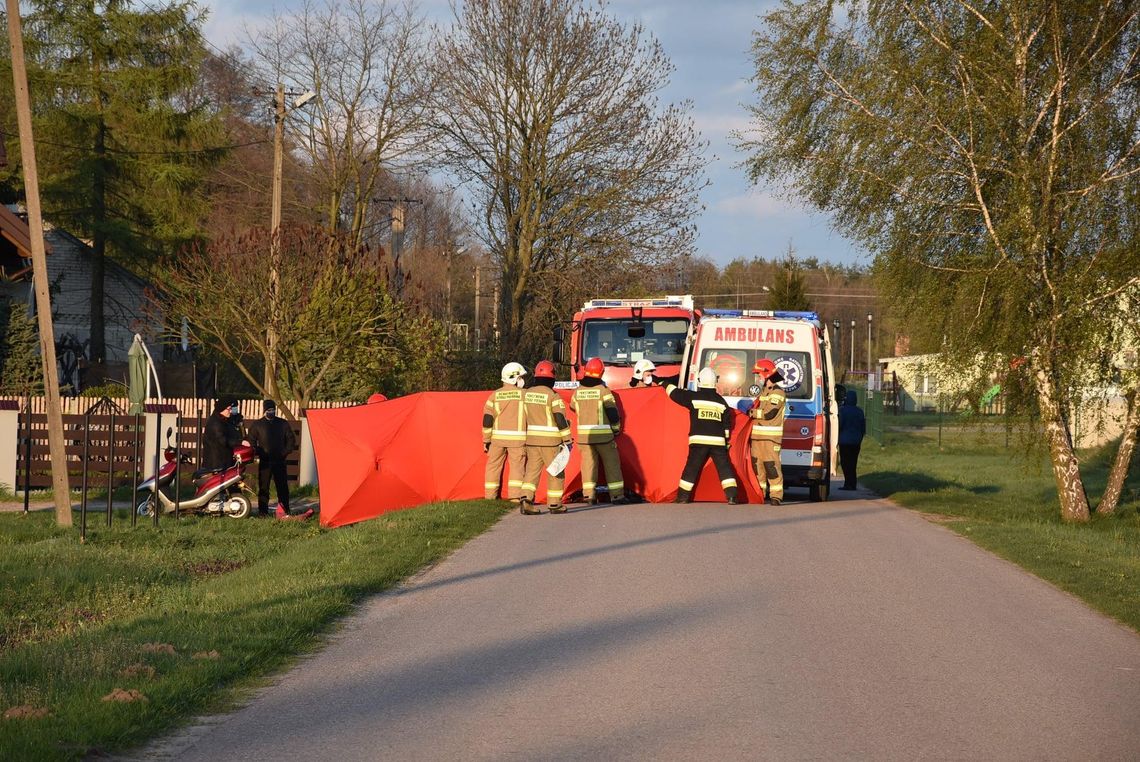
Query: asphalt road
151 485 1140 761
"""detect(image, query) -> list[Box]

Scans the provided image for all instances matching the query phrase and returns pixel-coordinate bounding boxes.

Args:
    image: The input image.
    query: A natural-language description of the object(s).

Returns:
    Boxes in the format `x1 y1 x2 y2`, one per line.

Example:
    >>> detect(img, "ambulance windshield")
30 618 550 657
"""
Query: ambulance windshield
582 319 688 365
699 349 813 400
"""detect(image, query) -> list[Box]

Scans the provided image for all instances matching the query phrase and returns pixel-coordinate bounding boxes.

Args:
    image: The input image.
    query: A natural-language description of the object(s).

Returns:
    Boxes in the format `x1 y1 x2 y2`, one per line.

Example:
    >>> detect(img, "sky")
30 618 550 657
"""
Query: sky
200 0 868 269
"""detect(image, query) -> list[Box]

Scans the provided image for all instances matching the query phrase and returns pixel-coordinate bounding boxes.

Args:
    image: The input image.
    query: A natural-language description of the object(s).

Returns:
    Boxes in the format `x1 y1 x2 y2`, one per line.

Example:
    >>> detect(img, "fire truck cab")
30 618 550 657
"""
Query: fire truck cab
554 295 697 389
680 310 839 501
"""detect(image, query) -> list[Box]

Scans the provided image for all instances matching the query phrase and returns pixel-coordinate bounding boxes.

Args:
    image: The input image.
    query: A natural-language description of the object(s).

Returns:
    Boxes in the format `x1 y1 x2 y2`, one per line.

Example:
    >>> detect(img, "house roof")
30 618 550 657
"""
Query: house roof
0 204 50 257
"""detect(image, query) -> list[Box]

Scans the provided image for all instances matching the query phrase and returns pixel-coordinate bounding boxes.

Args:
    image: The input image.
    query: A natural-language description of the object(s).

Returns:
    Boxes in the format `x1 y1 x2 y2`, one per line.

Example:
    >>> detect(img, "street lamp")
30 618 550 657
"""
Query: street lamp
866 313 874 386
832 318 841 371
849 319 855 373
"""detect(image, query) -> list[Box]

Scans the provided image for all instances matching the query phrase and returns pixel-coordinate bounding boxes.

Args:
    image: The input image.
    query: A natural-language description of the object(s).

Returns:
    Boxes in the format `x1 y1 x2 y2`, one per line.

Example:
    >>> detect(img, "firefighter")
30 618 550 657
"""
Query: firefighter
629 359 678 388
483 362 529 511
520 360 573 514
750 358 786 505
570 357 630 505
665 368 739 504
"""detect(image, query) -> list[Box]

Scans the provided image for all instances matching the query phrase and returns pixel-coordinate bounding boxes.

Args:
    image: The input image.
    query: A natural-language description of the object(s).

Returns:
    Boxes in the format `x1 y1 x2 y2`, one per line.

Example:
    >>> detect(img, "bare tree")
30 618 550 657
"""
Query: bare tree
246 0 434 246
428 0 707 354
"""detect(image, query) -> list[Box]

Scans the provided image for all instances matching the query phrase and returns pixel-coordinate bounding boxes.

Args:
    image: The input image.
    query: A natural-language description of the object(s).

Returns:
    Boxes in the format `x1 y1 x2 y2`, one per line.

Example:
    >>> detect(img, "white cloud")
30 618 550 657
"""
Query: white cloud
716 191 804 220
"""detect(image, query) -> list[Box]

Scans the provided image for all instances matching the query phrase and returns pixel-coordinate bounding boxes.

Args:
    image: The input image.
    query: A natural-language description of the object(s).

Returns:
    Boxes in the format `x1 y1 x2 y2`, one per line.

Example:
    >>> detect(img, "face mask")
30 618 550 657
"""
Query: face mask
230 405 240 416
515 378 526 388
643 374 653 385
265 410 276 418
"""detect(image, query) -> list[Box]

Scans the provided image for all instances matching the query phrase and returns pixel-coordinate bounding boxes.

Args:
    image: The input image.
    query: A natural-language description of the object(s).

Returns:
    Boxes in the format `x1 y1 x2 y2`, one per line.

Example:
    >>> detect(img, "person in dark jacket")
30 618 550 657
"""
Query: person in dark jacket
245 399 299 517
666 368 739 504
838 388 866 490
202 397 245 472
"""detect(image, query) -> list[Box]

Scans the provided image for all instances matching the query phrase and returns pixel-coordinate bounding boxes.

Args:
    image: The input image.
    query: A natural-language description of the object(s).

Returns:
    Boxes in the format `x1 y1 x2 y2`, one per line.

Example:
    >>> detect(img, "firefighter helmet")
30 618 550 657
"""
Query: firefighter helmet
697 367 718 389
583 357 605 378
534 359 556 379
753 358 777 378
501 362 527 384
632 359 657 380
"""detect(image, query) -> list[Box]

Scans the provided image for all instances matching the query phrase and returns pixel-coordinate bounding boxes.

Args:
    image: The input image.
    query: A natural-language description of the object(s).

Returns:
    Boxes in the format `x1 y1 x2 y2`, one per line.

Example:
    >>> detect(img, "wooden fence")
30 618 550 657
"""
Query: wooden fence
2 397 352 491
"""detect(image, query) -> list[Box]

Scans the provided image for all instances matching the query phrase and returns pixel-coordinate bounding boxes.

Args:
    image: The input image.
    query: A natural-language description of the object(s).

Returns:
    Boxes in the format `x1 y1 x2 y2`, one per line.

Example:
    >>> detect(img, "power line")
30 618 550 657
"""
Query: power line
0 129 269 157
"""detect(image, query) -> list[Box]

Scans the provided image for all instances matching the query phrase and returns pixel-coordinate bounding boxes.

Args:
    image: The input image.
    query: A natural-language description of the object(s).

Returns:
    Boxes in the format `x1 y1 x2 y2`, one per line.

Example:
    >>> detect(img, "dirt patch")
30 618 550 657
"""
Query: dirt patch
182 559 245 577
140 642 176 655
120 663 156 679
3 705 51 720
191 650 220 660
102 688 148 703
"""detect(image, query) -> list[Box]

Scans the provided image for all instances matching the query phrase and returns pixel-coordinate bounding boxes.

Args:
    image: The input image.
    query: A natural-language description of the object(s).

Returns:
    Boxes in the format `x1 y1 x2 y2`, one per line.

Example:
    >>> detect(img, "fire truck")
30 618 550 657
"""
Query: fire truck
553 295 699 389
679 309 840 501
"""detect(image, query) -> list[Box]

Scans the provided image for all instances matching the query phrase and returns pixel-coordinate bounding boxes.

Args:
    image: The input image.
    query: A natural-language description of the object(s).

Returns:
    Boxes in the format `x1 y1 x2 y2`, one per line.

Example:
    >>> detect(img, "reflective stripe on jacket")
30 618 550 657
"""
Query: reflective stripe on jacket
750 387 786 441
666 384 732 447
523 387 571 446
570 385 621 444
483 386 527 447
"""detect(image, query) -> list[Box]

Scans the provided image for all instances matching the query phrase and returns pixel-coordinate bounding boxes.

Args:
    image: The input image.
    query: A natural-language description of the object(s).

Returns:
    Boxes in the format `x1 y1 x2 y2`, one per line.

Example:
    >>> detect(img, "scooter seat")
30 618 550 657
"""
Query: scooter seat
192 466 225 480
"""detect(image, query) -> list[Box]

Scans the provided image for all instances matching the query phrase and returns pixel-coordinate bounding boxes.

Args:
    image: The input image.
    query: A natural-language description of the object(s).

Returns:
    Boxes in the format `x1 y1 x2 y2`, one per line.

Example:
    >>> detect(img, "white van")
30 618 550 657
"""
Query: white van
679 310 840 501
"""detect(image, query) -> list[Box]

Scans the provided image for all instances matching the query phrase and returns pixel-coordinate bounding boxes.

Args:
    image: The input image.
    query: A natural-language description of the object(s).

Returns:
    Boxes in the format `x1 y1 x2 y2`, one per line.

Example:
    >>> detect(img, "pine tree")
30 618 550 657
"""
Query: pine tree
0 0 224 363
0 300 42 395
767 246 811 312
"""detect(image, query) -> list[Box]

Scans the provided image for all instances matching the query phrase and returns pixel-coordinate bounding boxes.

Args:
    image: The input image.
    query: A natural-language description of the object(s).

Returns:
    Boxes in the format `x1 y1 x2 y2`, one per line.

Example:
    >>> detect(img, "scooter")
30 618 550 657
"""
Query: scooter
137 428 255 519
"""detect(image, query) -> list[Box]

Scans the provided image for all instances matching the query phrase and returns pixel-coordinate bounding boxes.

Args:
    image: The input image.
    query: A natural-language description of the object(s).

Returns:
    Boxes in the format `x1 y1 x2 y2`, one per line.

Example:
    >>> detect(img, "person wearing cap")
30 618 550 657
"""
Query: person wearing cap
665 368 739 504
570 357 629 504
519 360 573 513
245 399 299 518
750 359 786 505
202 397 246 472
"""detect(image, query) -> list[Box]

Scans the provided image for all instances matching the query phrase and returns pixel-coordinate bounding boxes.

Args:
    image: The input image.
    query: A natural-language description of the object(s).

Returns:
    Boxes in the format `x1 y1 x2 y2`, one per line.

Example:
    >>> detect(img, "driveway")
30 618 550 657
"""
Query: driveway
147 485 1140 760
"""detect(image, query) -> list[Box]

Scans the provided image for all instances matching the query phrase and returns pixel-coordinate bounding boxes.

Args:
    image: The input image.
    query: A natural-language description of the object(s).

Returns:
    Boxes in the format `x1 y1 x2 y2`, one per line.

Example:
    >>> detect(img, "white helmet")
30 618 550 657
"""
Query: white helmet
697 367 718 389
501 362 527 384
633 359 657 380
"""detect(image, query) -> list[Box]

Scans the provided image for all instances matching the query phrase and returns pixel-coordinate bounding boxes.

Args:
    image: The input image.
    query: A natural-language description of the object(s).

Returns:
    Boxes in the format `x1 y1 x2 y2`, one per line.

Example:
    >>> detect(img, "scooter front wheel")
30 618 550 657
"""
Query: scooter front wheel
224 494 251 519
137 495 157 517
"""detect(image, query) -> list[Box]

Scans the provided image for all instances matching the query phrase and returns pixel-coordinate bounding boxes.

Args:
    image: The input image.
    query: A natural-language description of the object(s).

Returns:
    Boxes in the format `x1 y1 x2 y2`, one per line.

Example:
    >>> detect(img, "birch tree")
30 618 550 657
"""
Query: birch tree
428 0 706 354
740 0 1140 522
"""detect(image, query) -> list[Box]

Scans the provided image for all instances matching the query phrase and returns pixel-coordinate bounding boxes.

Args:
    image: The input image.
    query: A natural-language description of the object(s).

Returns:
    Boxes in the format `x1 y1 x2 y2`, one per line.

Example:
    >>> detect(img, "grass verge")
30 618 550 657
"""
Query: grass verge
0 500 507 760
861 425 1140 631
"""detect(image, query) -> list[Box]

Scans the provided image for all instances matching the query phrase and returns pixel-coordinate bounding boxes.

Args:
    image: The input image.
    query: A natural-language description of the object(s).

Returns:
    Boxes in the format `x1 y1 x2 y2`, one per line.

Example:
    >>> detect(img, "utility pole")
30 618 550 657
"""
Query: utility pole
266 83 285 395
492 283 500 344
866 313 874 387
6 0 72 526
474 267 481 350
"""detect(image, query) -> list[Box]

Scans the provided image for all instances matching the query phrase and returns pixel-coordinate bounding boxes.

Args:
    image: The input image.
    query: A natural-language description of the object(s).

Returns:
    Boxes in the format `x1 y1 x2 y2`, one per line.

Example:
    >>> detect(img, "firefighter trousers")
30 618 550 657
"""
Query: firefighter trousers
485 444 526 499
521 445 565 505
677 444 738 502
751 439 783 502
579 440 624 500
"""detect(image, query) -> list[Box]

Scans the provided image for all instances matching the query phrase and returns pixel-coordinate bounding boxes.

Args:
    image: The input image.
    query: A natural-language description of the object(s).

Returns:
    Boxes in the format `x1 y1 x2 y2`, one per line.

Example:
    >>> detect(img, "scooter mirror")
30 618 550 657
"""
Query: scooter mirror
166 426 173 438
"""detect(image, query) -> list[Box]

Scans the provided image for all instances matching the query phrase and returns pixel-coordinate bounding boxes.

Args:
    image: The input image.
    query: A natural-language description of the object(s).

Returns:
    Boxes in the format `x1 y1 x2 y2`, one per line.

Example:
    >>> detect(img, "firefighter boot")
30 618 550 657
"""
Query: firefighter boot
519 498 540 515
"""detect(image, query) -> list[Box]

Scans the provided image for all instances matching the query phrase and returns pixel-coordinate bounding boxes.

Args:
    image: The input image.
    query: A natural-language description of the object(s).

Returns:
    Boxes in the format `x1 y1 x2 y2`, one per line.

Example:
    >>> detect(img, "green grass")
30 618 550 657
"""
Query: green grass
0 501 508 760
861 425 1140 631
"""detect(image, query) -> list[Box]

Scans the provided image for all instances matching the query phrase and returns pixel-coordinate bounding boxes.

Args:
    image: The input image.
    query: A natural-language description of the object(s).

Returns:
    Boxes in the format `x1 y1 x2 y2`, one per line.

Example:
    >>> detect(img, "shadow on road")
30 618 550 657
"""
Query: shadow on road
863 471 1000 498
401 503 892 597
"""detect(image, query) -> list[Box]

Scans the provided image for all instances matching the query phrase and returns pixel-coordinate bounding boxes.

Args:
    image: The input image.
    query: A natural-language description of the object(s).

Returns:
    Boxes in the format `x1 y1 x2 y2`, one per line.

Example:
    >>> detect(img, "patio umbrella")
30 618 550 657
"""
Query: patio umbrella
127 334 147 415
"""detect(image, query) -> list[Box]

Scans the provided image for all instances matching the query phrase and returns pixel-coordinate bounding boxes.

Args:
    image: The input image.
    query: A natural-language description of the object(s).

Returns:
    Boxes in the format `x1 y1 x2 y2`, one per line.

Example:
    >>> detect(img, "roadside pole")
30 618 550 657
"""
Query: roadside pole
5 0 73 526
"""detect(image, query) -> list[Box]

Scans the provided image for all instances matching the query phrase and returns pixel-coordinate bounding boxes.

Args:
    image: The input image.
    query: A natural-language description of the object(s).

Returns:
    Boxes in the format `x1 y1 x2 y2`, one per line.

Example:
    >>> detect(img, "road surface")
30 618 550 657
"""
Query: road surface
145 486 1140 760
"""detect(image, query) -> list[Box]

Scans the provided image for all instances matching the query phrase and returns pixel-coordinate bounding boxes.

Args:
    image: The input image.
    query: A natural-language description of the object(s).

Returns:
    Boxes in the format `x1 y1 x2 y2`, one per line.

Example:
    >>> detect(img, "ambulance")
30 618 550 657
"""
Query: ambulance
679 310 840 501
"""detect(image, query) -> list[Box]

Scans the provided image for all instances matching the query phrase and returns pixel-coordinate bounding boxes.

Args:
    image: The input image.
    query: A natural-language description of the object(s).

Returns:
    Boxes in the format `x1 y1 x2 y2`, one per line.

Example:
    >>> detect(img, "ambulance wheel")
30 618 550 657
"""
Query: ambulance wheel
224 494 251 519
810 482 829 502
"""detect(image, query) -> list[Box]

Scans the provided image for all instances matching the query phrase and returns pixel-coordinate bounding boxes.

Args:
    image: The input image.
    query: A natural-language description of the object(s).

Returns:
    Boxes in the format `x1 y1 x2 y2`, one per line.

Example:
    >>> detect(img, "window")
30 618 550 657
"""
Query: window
581 318 688 365
699 349 813 399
